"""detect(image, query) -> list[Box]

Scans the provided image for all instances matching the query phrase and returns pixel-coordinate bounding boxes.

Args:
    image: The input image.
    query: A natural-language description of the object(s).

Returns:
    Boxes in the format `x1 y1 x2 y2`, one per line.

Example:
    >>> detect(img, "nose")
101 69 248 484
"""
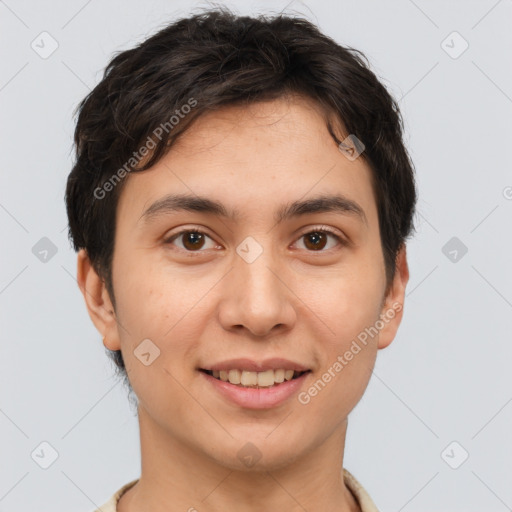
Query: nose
217 246 297 338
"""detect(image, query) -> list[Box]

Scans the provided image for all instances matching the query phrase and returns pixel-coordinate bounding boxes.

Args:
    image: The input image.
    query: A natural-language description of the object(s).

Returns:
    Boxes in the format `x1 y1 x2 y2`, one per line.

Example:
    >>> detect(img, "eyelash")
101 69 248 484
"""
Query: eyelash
164 226 347 254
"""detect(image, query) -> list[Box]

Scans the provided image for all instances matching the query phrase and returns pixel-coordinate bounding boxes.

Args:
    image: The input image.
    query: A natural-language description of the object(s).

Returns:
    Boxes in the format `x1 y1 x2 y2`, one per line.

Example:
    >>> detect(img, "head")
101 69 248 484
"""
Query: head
66 7 416 468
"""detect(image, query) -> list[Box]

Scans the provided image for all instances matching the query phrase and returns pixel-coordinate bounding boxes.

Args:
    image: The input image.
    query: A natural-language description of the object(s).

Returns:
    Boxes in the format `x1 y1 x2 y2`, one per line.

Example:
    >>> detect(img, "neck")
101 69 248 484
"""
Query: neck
118 406 361 512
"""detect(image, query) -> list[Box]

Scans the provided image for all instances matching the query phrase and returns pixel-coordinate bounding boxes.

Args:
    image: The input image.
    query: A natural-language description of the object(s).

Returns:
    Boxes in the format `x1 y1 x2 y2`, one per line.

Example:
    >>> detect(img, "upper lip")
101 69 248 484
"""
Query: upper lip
200 358 310 372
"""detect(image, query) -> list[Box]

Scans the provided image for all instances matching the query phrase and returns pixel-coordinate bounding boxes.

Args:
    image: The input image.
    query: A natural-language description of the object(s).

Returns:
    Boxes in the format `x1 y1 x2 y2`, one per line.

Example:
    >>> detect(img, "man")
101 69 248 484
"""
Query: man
65 7 416 511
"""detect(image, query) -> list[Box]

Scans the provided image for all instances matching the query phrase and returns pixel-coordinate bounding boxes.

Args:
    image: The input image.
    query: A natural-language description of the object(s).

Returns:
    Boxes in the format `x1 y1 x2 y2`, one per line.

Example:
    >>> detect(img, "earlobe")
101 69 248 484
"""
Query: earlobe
76 249 121 351
377 244 410 349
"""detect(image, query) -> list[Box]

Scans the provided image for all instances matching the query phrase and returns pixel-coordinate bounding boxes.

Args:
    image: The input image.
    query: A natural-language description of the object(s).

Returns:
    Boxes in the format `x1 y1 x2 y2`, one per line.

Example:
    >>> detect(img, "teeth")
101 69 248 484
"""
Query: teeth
257 369 275 387
274 369 285 383
209 368 305 387
241 370 258 386
228 369 241 384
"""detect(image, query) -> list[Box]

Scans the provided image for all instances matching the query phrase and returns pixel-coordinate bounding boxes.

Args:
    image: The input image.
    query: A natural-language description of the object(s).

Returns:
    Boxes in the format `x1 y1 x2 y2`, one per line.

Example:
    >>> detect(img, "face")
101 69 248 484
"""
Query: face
79 94 408 471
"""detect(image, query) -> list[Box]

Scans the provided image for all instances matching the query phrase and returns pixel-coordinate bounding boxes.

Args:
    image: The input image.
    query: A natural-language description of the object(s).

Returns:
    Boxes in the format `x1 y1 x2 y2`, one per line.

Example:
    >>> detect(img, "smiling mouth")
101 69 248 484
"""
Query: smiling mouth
200 368 310 388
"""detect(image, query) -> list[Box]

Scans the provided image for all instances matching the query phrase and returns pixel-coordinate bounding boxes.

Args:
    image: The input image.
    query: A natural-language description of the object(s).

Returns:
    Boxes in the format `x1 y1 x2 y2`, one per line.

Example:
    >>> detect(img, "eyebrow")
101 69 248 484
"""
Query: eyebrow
139 193 367 226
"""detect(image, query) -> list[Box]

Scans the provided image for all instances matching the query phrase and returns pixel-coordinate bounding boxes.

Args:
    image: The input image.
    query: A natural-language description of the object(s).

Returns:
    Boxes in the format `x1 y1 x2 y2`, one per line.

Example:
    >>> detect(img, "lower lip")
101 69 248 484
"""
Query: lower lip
199 371 310 409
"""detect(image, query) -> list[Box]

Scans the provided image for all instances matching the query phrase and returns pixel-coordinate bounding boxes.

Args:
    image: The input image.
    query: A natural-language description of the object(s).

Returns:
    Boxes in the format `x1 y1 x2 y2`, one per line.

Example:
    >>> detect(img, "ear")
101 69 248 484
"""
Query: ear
377 244 410 350
76 249 121 351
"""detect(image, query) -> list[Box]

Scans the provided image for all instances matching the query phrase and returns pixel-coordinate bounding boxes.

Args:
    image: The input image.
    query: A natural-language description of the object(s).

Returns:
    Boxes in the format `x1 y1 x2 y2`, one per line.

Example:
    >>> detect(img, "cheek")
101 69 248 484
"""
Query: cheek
332 285 382 343
114 250 190 334
303 255 384 409
300 291 380 421
113 258 211 377
317 259 385 345
114 267 200 413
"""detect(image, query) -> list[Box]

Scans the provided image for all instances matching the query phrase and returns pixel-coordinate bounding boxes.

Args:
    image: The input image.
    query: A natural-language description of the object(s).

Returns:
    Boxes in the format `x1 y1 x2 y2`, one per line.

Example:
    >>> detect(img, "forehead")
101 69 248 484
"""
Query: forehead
116 95 377 227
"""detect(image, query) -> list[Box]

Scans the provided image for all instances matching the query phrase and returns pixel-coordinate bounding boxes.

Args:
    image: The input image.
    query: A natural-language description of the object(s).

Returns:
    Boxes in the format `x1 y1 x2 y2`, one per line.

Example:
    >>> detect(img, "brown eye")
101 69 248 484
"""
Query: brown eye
303 231 328 250
182 231 206 250
166 229 217 252
296 229 344 252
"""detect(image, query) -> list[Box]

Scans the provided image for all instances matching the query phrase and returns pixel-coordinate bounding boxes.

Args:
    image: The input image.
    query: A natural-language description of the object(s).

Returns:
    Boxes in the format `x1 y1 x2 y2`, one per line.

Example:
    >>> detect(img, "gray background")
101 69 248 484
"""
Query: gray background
1 0 511 510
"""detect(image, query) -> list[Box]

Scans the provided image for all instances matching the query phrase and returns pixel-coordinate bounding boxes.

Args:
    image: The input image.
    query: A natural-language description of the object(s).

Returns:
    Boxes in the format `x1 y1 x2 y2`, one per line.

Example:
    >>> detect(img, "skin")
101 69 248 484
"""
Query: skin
77 94 409 512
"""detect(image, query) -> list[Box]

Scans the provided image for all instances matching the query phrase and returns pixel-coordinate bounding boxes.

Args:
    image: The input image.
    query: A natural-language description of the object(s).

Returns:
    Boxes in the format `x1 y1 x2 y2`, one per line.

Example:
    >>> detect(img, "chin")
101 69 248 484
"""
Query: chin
206 431 310 472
